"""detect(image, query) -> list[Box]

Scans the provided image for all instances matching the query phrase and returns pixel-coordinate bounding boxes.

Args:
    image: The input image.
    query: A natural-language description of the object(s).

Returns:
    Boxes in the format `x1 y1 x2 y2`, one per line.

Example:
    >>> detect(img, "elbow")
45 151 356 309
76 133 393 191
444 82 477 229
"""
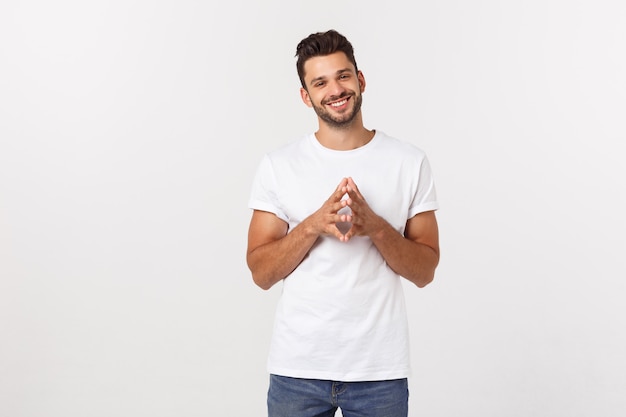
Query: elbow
401 268 434 288
412 261 438 288
247 255 273 290
249 267 277 291
252 274 273 291
247 255 287 291
415 251 439 288
415 272 434 288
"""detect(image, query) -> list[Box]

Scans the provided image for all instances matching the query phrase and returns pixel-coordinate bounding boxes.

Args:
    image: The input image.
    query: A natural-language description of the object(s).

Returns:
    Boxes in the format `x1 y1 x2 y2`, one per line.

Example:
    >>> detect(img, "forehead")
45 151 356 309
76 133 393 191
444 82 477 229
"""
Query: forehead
302 51 355 81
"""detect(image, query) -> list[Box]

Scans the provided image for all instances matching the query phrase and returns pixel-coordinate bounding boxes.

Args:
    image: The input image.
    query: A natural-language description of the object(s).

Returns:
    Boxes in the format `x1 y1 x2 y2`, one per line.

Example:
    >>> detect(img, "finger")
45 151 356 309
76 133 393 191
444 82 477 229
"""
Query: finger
329 183 348 201
347 177 358 192
327 190 344 204
346 177 364 200
343 225 355 241
328 225 347 241
333 213 347 223
328 200 348 214
336 177 349 191
338 197 351 211
336 182 347 194
345 193 360 210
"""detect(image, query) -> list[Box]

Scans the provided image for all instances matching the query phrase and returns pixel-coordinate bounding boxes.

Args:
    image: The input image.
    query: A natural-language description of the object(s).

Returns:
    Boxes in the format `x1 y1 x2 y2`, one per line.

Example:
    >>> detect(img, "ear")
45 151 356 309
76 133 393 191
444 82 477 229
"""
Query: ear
357 71 366 93
300 87 313 107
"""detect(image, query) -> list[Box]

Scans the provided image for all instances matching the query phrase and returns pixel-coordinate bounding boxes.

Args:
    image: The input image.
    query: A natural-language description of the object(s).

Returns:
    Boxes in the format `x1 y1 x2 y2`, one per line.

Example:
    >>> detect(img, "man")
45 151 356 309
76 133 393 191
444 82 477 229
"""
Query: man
246 29 440 417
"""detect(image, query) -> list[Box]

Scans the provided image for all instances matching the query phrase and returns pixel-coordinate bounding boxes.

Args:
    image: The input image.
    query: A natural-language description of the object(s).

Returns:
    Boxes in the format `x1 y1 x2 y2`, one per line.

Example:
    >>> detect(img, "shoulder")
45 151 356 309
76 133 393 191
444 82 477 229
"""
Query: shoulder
265 134 311 161
374 131 429 161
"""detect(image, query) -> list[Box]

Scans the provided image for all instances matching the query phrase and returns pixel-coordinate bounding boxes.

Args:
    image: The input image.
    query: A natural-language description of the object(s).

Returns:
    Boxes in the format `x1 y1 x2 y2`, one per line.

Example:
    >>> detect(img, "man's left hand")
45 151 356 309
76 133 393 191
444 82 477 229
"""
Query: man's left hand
343 177 386 241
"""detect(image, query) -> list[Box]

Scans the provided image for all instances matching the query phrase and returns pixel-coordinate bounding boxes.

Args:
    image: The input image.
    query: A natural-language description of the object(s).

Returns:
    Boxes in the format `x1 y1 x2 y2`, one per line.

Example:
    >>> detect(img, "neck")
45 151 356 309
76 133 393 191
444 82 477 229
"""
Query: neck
314 115 375 151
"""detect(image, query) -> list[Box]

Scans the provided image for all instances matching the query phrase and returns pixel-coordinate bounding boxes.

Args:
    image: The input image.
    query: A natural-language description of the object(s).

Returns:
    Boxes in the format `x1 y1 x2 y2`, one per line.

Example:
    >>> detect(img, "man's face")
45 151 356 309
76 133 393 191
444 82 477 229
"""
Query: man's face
300 52 365 129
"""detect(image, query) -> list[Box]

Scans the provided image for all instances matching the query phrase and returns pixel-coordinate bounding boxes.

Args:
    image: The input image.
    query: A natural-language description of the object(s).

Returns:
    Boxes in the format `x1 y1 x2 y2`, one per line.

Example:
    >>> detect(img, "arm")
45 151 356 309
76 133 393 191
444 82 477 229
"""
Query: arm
344 177 440 287
370 211 439 287
246 178 352 290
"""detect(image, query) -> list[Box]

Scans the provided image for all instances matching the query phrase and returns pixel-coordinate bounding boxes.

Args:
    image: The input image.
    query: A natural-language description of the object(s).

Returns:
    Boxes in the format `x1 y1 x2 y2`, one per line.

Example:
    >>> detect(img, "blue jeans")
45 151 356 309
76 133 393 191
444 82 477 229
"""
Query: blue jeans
267 374 409 417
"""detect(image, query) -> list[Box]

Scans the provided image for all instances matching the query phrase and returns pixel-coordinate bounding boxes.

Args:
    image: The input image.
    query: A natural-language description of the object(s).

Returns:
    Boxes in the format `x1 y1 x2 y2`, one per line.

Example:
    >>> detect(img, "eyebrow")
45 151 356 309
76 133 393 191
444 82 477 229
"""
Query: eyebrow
309 68 353 87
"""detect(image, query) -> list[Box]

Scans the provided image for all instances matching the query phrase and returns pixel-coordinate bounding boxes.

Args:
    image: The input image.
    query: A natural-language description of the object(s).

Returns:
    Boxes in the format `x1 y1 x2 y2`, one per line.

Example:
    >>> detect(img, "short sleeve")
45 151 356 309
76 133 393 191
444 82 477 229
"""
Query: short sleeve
248 155 289 222
407 155 439 219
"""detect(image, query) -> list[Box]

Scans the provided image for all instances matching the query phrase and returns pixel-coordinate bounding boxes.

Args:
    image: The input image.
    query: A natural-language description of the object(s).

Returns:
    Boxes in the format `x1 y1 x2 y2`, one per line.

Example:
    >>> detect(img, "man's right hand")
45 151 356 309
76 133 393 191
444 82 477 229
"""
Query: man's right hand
247 178 353 289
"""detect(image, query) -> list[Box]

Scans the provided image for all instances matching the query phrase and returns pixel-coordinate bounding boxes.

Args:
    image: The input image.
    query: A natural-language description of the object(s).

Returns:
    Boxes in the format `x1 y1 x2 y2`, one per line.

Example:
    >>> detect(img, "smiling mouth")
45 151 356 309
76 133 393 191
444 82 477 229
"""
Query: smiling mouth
327 96 350 108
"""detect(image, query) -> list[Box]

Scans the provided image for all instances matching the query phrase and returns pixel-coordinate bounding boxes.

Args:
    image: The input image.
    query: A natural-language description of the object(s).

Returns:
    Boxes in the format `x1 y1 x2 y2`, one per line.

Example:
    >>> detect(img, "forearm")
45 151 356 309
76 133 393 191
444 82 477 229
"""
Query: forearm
247 220 319 290
370 220 439 288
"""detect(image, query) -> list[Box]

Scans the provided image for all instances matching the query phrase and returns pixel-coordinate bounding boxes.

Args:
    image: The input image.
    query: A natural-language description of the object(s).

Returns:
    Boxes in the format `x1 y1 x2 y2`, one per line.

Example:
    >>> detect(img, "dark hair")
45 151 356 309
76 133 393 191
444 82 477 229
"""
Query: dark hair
295 29 358 89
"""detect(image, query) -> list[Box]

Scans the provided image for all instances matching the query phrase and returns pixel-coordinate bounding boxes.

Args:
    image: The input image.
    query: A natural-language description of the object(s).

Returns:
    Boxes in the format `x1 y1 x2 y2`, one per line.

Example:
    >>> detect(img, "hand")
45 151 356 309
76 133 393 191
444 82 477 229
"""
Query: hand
343 177 385 241
304 178 353 242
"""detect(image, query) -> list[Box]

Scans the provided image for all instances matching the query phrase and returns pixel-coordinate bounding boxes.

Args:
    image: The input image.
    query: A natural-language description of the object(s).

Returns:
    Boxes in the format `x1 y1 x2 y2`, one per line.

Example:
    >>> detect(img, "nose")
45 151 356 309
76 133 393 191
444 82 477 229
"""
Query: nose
327 79 346 99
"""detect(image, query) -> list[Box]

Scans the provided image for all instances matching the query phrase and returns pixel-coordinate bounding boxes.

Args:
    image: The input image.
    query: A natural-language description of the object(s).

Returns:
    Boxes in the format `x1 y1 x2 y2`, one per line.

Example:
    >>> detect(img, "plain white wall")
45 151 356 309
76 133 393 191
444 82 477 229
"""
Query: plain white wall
1 1 624 416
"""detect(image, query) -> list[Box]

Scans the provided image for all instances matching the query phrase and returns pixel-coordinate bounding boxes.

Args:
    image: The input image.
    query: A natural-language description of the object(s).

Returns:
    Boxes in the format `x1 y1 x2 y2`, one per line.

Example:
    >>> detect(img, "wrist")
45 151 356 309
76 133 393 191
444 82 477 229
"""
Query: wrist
299 216 321 238
370 216 393 241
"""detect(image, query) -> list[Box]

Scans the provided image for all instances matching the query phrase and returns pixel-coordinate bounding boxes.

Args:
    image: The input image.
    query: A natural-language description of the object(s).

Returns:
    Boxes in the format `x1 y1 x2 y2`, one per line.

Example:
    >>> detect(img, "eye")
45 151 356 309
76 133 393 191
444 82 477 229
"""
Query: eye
315 81 325 87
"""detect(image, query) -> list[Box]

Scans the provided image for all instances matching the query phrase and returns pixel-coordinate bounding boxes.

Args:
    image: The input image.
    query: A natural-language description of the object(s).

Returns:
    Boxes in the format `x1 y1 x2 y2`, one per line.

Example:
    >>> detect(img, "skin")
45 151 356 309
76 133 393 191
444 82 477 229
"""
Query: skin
247 51 440 290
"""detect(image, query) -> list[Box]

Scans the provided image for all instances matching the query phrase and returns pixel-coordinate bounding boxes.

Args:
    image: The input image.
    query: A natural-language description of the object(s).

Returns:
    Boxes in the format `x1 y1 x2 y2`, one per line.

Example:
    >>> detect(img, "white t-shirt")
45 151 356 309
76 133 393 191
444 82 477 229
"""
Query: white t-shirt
248 130 439 382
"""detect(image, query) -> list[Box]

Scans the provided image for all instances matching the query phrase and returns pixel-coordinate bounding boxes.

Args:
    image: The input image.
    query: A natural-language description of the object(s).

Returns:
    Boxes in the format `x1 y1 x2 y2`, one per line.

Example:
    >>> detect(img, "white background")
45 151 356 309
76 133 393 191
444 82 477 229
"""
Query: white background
1 1 625 416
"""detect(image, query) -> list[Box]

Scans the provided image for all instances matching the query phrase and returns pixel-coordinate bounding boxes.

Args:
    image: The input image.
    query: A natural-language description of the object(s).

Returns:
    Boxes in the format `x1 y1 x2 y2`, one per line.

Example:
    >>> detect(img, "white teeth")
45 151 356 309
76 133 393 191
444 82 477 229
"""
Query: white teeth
330 99 347 107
